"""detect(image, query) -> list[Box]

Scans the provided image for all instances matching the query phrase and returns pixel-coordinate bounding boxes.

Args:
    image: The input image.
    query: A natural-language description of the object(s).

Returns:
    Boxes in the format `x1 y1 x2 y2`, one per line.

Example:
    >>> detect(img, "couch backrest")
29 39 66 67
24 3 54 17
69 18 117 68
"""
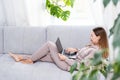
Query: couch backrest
2 26 96 54
0 27 3 54
47 26 96 49
4 27 46 54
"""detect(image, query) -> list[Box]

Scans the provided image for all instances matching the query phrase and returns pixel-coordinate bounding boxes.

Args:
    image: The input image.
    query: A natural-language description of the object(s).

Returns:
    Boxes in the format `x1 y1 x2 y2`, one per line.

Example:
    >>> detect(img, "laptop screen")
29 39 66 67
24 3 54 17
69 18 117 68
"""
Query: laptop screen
55 38 63 53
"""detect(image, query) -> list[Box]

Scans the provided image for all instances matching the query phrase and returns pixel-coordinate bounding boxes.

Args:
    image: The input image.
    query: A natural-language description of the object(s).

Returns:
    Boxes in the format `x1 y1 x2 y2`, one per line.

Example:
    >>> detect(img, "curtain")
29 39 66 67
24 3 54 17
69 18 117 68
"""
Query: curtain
0 0 51 27
0 0 101 26
1 0 117 28
0 0 6 26
90 0 104 26
0 0 29 26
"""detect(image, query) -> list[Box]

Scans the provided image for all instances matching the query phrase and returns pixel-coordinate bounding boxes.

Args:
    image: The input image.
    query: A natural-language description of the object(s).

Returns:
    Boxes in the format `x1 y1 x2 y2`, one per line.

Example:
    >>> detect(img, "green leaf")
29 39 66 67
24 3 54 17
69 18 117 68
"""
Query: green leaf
80 74 88 80
100 69 107 78
46 0 53 9
116 50 120 62
111 73 120 80
109 26 114 38
72 71 81 80
103 0 111 7
70 0 75 7
99 62 112 78
106 64 113 72
46 0 50 8
110 14 120 49
63 0 75 7
89 69 97 77
109 14 120 37
50 6 62 18
61 11 70 21
112 0 119 6
110 26 120 80
113 62 120 73
111 51 120 80
79 62 86 71
91 50 103 66
64 0 71 6
46 0 72 21
88 69 98 80
69 62 77 74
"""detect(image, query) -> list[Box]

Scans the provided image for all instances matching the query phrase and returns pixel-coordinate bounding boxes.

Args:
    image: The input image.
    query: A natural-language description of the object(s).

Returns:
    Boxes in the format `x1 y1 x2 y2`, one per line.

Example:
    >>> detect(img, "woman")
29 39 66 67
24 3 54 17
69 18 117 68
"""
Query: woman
9 27 109 71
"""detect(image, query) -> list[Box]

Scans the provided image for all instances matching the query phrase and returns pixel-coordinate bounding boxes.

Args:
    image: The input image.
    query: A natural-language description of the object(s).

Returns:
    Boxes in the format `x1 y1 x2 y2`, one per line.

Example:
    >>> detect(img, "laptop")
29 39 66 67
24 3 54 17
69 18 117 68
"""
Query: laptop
55 37 64 54
55 37 76 59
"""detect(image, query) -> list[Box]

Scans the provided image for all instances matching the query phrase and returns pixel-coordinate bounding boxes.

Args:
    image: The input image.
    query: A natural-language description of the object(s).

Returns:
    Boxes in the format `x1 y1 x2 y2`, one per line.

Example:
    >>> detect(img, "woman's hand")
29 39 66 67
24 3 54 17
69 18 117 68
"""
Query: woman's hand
58 53 67 61
65 48 78 54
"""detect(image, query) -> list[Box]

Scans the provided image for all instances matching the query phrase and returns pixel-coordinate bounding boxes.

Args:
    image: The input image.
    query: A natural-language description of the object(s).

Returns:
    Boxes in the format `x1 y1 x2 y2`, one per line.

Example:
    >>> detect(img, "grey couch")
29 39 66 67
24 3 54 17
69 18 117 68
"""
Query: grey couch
0 26 96 80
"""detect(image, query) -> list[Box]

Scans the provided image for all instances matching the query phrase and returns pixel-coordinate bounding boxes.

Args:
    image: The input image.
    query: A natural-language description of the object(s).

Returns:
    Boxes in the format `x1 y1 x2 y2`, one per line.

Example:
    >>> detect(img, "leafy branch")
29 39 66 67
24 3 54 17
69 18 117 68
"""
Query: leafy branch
46 0 75 21
109 13 120 80
70 50 112 80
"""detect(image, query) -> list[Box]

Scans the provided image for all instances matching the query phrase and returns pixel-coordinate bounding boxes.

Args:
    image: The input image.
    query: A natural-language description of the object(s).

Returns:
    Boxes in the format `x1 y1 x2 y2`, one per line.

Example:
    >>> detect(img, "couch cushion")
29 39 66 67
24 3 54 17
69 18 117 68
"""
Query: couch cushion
47 26 96 49
23 27 46 54
0 27 3 54
0 54 72 80
4 27 46 54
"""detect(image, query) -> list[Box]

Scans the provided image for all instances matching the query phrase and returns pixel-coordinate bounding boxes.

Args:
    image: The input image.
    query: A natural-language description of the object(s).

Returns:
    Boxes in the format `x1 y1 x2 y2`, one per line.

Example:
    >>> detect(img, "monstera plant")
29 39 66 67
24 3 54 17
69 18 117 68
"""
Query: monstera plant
46 0 75 21
69 0 120 80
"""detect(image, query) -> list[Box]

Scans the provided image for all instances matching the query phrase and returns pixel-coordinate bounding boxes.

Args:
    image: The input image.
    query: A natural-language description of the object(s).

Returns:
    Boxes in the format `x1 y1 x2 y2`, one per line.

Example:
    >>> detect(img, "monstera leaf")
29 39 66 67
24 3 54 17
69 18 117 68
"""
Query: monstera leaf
50 6 62 18
46 0 74 21
61 11 70 21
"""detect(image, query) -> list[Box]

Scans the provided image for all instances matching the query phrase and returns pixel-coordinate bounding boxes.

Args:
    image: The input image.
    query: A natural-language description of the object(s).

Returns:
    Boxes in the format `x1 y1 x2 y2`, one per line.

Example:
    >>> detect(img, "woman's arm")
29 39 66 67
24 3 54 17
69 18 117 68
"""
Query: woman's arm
64 58 76 66
65 48 78 54
58 54 75 66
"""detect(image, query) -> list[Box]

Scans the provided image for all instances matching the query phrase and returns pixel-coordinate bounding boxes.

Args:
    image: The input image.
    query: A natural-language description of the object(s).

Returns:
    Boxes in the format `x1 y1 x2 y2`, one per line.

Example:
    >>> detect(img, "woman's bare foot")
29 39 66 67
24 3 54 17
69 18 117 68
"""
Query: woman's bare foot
8 52 23 62
20 59 33 64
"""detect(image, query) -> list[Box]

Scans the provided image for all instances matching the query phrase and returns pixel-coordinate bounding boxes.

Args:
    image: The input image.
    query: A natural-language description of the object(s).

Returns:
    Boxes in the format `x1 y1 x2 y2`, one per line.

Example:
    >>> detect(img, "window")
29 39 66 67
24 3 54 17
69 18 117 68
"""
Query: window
25 0 104 26
48 0 96 26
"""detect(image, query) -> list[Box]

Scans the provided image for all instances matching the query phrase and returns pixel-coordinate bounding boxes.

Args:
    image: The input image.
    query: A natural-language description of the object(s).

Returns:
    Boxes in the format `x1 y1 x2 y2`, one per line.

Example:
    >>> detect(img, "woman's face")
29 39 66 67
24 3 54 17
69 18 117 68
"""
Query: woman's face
90 31 100 45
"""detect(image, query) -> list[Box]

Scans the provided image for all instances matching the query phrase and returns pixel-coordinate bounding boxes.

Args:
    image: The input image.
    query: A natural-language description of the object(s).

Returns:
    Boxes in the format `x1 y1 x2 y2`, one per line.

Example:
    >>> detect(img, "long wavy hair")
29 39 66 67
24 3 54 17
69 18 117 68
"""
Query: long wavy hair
93 27 109 58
